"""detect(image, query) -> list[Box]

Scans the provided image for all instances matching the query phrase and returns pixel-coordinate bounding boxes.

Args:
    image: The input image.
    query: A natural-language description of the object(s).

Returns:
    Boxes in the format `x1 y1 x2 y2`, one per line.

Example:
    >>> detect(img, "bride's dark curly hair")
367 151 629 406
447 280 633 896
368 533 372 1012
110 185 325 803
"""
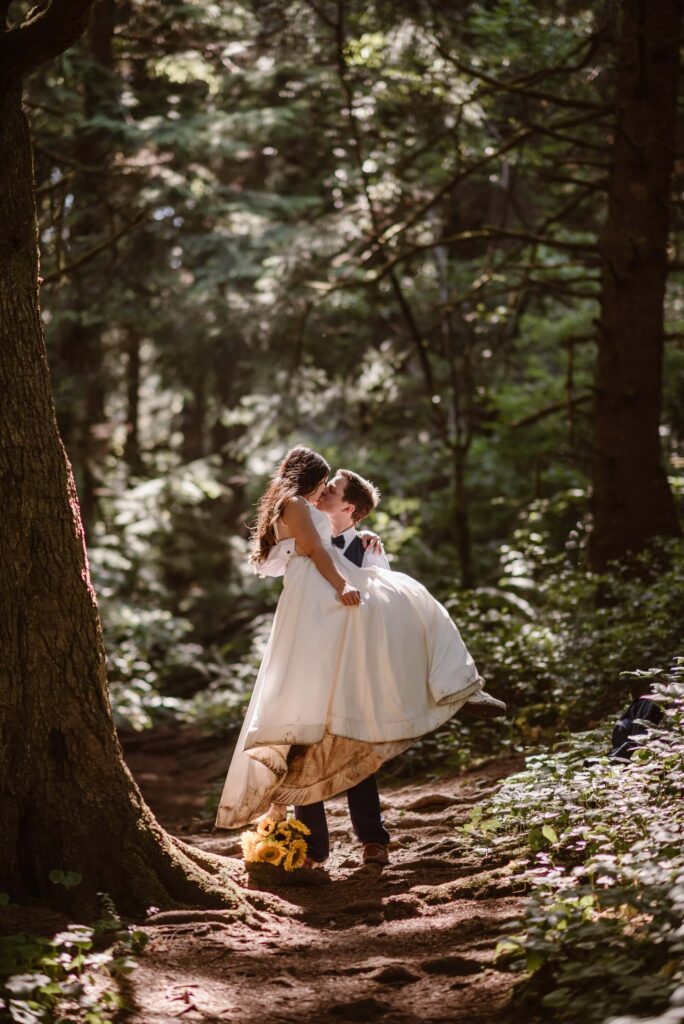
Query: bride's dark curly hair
249 445 330 565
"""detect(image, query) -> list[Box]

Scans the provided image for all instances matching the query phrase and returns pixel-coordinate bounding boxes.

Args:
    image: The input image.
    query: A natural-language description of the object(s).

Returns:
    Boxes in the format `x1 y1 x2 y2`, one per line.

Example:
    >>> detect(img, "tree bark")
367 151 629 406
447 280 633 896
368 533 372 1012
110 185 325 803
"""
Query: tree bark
590 0 682 570
0 59 241 918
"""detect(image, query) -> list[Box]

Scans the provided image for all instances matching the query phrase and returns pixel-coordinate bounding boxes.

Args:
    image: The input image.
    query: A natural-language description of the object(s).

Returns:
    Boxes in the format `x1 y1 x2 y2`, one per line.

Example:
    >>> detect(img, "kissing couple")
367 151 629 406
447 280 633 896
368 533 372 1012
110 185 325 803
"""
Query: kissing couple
215 446 505 870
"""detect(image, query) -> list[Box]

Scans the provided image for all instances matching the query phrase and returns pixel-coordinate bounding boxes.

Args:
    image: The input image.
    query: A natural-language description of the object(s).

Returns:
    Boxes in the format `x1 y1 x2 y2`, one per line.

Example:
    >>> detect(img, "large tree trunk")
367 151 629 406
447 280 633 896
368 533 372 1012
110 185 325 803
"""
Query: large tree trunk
590 0 682 570
0 75 241 918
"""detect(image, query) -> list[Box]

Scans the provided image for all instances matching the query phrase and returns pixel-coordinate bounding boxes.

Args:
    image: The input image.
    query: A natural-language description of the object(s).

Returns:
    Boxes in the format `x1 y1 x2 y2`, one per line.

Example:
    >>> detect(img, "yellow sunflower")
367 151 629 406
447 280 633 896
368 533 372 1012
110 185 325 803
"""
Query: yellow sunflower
256 839 286 866
256 817 277 837
287 818 311 836
283 844 307 872
240 830 260 862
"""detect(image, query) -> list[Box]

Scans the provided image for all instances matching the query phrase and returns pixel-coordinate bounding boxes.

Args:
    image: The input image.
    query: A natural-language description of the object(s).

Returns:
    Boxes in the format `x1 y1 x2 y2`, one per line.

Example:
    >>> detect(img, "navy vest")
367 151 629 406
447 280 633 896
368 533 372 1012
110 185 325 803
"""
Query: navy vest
343 535 366 568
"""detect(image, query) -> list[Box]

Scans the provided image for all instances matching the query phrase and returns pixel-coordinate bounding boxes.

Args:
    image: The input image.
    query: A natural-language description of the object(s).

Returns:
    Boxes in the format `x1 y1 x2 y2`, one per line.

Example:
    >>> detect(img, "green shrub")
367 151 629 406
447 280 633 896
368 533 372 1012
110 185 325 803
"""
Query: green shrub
0 895 147 1024
448 529 684 733
459 659 684 1024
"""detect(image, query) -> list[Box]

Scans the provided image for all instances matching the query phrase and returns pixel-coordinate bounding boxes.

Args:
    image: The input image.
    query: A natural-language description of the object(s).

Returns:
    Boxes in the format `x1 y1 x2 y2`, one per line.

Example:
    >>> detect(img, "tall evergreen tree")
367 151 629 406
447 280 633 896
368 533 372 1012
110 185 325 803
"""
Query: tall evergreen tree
0 0 241 915
590 0 682 569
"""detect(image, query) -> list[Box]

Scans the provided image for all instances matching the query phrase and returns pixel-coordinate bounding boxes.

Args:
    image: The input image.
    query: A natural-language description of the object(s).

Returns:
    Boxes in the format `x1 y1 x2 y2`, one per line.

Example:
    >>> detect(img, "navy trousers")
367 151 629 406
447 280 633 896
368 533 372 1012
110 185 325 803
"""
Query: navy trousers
294 773 390 862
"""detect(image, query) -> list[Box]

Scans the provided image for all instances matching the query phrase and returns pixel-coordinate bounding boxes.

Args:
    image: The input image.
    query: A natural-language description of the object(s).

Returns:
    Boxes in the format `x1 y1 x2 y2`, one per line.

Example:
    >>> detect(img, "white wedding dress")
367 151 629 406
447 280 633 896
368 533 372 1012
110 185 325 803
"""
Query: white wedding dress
215 503 482 829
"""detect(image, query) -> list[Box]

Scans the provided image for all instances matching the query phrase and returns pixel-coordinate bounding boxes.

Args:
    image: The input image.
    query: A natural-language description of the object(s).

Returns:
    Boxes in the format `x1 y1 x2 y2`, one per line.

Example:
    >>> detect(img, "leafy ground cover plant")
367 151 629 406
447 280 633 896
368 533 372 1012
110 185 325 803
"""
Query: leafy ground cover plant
457 660 684 1024
0 893 147 1024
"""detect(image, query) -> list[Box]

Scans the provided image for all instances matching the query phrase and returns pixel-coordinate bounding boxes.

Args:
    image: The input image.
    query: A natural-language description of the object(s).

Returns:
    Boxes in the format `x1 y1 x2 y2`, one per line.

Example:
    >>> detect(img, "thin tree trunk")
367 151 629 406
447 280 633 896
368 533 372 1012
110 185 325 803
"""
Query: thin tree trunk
0 75 240 919
57 317 106 530
453 446 474 589
181 375 207 462
124 327 142 474
53 0 118 531
434 234 475 588
590 0 682 570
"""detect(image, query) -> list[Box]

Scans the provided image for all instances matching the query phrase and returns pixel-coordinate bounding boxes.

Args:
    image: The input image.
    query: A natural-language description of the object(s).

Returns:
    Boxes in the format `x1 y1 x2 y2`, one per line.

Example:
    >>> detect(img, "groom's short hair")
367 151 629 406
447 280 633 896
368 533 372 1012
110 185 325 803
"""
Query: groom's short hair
338 469 381 523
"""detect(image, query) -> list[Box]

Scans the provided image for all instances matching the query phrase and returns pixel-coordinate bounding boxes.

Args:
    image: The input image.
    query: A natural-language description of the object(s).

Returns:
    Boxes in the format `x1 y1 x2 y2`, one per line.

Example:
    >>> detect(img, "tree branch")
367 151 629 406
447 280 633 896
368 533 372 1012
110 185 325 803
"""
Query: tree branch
358 229 599 286
423 7 609 115
537 170 608 192
511 25 611 87
40 209 148 284
35 170 75 198
519 119 608 153
521 277 600 300
346 110 606 269
0 0 13 30
511 394 593 429
538 188 595 234
0 0 95 80
426 0 610 94
464 60 608 113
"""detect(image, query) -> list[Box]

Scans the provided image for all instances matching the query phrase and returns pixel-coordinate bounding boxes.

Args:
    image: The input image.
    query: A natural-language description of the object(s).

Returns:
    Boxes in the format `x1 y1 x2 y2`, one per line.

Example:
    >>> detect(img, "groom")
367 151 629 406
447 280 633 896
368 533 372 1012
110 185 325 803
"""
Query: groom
301 469 393 867
261 467 505 869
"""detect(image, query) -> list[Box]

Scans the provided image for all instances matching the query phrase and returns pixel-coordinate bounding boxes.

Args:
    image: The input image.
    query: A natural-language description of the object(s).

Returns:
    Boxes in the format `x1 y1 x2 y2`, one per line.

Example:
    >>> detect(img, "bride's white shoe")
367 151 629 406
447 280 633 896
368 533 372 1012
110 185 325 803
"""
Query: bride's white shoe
463 683 507 719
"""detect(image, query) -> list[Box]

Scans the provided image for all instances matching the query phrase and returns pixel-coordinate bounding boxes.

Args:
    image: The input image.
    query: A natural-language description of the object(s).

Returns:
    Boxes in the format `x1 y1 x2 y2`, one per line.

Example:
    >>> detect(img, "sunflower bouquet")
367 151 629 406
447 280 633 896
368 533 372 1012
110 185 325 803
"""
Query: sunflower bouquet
240 815 310 873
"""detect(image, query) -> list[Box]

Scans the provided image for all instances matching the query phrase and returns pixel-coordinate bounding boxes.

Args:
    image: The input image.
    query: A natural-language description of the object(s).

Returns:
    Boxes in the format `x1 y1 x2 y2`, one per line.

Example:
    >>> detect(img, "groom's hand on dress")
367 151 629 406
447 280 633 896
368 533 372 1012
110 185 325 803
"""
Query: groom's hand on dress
338 582 362 606
359 530 384 555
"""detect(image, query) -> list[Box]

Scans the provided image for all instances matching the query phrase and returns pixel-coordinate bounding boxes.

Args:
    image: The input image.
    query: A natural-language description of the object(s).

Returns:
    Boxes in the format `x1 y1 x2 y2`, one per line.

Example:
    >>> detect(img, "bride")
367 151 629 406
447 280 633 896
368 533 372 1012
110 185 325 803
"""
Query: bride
215 445 495 830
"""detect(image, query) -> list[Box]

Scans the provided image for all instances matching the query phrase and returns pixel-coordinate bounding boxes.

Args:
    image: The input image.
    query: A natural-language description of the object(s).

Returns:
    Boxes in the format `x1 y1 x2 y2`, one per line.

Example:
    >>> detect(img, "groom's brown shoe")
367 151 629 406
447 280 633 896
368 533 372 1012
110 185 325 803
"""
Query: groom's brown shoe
363 842 389 866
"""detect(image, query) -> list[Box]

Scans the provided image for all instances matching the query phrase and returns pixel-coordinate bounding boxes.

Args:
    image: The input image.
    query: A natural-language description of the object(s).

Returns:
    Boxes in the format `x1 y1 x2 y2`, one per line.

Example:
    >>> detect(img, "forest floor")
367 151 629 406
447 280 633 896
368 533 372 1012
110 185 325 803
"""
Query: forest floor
118 728 528 1024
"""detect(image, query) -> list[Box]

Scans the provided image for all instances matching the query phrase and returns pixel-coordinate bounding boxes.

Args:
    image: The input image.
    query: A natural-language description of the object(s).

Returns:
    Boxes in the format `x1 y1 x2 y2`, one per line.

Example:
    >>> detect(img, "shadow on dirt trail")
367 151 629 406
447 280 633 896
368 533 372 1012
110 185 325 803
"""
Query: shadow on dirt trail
122 729 528 1024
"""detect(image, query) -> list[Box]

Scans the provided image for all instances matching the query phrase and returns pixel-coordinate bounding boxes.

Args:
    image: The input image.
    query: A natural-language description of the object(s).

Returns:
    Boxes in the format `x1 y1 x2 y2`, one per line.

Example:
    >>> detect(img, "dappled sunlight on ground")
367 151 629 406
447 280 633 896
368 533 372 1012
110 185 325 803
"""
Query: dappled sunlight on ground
122 732 526 1023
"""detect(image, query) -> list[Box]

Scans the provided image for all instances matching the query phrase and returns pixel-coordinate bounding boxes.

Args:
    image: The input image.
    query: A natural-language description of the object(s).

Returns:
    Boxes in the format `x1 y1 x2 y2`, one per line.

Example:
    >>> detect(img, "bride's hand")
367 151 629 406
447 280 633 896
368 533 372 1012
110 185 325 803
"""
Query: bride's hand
337 582 361 606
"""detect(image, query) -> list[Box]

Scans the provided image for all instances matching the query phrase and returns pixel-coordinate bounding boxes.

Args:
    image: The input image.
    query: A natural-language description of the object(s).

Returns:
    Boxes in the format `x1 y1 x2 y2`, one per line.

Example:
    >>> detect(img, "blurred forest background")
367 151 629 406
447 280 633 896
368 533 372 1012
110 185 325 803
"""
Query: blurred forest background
29 0 684 765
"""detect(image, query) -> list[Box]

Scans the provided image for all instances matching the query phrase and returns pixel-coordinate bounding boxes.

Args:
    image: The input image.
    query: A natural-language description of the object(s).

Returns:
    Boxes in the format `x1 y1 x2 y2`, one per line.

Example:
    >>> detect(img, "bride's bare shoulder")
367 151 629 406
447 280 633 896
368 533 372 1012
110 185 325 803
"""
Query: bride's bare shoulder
280 495 312 524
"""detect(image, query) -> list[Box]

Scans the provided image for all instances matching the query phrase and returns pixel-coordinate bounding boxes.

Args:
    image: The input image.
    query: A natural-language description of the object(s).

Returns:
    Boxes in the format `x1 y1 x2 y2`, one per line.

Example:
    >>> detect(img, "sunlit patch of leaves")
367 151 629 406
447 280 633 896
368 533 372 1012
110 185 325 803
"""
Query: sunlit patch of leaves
459 660 684 1024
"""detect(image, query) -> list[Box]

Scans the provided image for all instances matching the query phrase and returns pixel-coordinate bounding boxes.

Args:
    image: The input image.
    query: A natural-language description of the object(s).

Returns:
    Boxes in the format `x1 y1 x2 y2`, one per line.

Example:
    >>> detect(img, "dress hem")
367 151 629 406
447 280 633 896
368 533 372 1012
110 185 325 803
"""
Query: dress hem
242 674 481 750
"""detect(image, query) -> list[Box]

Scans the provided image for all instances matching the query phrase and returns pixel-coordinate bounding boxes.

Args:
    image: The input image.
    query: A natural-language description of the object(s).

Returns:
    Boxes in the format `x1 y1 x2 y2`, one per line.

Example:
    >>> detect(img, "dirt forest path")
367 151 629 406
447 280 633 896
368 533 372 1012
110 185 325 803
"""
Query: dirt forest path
122 730 527 1024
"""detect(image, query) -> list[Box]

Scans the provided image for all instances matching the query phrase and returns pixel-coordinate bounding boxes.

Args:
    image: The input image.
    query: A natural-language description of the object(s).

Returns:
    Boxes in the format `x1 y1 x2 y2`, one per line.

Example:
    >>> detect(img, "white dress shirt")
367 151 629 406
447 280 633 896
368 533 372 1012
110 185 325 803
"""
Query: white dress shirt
333 525 391 570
